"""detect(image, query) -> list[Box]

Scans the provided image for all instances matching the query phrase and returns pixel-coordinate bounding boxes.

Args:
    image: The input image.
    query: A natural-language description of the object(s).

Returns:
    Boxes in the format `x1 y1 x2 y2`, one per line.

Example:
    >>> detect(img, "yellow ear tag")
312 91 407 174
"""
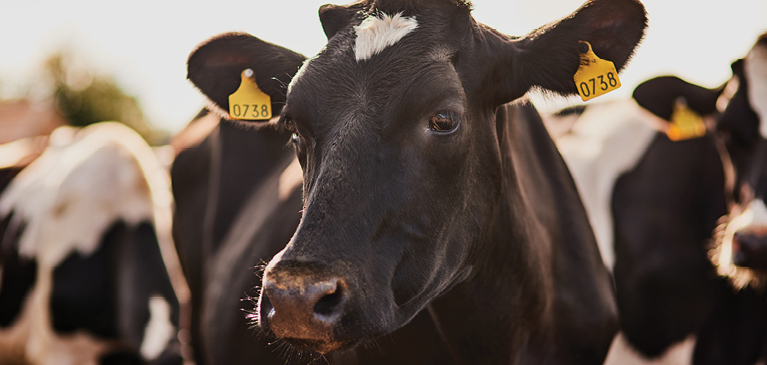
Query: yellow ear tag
666 98 706 141
228 69 272 121
573 41 621 101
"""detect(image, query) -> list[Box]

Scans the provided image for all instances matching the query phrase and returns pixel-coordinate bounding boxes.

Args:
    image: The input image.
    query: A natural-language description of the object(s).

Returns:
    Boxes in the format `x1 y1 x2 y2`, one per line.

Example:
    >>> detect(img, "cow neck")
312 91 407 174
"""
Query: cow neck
424 103 556 363
204 122 293 255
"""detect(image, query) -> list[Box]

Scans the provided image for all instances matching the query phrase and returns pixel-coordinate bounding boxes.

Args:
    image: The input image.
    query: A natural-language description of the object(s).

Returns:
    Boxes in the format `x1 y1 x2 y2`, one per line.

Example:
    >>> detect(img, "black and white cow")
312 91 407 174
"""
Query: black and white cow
170 112 299 365
549 76 733 365
181 0 648 363
551 33 767 364
711 34 767 288
0 123 185 365
698 34 767 365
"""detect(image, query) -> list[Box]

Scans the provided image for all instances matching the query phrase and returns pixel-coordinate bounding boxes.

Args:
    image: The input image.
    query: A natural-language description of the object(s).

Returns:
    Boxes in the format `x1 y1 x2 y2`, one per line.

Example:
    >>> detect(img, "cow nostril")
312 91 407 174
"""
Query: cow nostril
734 231 760 249
313 282 346 321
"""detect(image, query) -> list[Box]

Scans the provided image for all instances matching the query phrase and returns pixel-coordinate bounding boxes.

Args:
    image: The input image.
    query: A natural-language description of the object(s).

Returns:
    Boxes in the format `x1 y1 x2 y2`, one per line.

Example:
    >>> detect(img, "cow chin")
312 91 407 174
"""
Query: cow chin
256 296 395 355
279 337 355 355
252 236 458 355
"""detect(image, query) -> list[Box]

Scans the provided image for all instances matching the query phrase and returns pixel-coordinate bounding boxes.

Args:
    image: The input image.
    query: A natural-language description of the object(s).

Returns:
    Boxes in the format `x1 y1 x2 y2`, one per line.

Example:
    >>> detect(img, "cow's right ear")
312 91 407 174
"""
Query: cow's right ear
319 4 358 39
490 0 647 103
632 76 725 121
187 32 307 120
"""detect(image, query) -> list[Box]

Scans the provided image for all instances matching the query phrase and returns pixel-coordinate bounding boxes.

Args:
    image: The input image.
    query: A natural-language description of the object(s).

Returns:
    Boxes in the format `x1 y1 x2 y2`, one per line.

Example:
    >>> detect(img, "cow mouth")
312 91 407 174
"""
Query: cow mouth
280 337 355 354
709 215 767 288
256 293 364 355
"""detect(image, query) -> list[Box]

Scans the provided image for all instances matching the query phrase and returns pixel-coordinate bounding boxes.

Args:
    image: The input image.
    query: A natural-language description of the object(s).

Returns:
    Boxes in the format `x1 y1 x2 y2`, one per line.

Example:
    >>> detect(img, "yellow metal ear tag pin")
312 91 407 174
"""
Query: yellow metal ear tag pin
573 41 621 101
666 98 706 141
228 69 272 121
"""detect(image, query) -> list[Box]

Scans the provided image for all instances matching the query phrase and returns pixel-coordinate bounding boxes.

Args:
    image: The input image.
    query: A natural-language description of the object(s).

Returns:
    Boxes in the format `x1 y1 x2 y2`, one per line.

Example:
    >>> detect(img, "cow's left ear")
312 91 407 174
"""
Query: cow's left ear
494 0 647 102
187 32 307 120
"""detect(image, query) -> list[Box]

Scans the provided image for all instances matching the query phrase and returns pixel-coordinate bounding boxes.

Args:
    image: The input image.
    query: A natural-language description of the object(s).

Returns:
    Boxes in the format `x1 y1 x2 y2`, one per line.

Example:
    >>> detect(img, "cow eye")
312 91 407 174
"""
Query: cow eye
428 111 460 133
291 133 300 144
280 113 297 132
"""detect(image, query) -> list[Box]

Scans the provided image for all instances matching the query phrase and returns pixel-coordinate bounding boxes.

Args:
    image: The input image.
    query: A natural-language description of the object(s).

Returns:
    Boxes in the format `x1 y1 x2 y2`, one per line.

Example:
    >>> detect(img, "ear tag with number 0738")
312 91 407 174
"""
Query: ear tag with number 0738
573 41 621 101
666 98 706 141
228 69 272 121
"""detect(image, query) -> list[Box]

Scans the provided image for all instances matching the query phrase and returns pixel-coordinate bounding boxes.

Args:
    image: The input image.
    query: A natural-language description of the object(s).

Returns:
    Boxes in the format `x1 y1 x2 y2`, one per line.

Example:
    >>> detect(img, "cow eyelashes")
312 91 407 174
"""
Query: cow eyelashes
428 111 461 133
282 115 306 148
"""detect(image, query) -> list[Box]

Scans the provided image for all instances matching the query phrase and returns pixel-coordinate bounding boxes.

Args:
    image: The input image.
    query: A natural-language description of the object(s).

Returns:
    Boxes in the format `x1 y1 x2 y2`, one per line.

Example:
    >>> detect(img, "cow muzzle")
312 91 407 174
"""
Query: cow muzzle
731 228 767 270
259 262 350 353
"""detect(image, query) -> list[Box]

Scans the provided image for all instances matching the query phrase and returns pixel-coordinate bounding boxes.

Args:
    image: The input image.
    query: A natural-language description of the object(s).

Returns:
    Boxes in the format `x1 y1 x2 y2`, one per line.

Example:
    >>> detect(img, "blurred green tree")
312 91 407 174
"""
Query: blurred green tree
45 52 167 145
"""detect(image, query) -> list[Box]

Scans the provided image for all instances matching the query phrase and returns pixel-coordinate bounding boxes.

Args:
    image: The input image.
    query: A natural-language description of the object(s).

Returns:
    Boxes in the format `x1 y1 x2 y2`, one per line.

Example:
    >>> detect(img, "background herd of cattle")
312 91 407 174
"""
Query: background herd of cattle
0 0 766 364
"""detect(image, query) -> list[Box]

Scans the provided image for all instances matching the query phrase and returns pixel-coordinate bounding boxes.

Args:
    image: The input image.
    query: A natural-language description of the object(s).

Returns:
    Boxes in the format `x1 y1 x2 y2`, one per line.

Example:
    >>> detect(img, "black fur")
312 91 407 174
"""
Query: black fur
181 0 648 363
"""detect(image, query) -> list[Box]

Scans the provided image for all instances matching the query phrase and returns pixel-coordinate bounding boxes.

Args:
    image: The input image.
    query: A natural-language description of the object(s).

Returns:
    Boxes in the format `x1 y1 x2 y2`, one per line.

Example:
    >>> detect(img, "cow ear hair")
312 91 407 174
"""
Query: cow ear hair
187 32 307 121
493 0 647 102
319 4 359 39
632 76 725 121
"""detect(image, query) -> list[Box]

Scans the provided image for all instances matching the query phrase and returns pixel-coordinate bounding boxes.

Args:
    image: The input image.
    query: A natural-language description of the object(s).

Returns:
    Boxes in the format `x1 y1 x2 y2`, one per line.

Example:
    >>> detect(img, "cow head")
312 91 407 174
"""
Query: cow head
710 33 767 288
632 75 725 124
188 0 646 355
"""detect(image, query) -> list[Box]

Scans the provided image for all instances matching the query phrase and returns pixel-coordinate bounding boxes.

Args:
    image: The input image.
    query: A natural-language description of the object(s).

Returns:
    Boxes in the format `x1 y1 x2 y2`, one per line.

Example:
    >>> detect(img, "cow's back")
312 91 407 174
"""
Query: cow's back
0 122 183 365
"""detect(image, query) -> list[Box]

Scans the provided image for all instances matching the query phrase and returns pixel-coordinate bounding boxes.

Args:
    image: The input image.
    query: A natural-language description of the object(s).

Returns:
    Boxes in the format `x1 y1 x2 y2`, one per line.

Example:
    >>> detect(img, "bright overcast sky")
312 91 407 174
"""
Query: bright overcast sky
0 0 765 133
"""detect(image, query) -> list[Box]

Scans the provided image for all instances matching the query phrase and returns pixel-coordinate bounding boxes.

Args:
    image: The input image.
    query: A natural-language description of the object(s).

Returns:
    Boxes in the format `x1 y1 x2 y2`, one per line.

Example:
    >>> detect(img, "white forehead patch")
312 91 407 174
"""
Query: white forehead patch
354 12 418 61
745 43 767 138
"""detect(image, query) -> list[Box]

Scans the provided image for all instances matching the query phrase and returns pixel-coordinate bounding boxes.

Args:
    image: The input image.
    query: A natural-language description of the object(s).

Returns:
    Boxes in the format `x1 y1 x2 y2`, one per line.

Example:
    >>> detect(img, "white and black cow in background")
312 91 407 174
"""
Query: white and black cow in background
703 33 767 364
548 33 767 365
0 123 186 365
712 33 767 288
176 0 648 364
170 111 300 365
548 75 729 365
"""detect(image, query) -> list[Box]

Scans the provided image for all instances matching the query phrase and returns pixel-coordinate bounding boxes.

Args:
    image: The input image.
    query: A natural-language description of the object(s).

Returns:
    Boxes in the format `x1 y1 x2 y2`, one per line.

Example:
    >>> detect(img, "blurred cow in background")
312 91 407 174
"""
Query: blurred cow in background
700 33 767 365
547 76 730 365
170 111 300 365
711 33 767 289
0 122 187 365
548 33 767 365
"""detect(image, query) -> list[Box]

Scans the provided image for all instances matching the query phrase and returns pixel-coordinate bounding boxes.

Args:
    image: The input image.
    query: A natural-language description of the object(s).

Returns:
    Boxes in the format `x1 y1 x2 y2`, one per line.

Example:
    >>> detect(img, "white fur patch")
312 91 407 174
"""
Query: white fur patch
554 99 661 268
604 332 695 365
140 296 175 360
744 42 767 138
0 122 187 364
0 123 155 267
354 12 418 61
